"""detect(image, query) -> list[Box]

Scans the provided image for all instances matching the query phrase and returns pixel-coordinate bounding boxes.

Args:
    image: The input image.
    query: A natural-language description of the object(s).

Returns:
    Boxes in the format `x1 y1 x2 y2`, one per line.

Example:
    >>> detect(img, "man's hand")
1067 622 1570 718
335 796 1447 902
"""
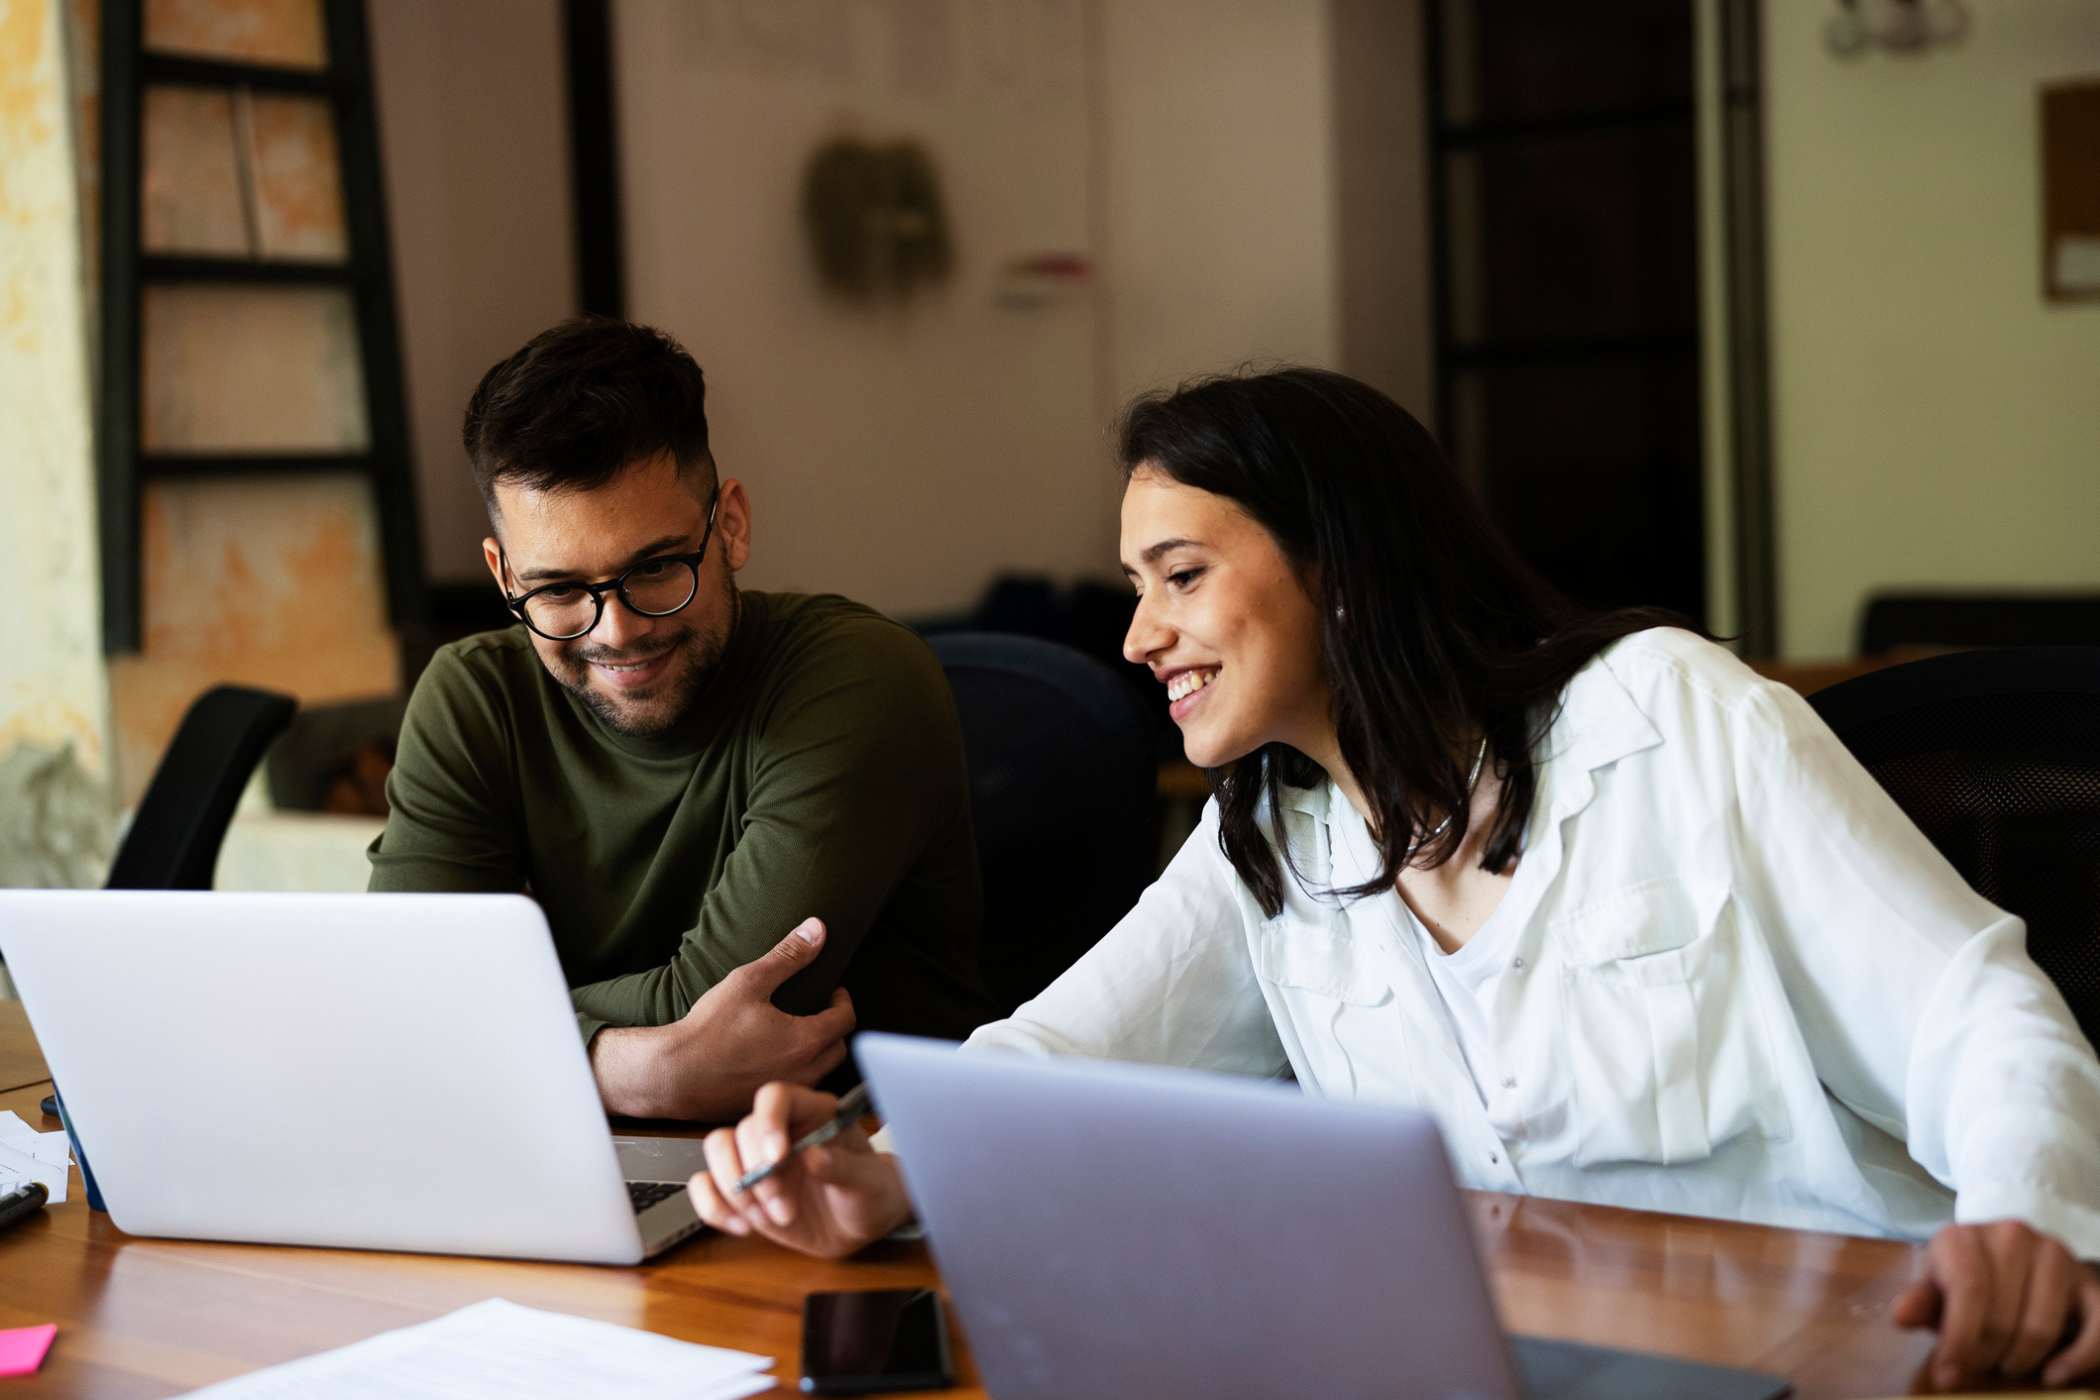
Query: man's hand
689 1081 913 1259
1893 1219 2100 1390
590 917 855 1121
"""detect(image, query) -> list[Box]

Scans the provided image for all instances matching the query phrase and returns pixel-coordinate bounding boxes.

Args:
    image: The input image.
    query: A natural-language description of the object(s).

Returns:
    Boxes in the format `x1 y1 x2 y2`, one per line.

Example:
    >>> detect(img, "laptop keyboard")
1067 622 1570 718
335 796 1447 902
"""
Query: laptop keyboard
627 1180 685 1213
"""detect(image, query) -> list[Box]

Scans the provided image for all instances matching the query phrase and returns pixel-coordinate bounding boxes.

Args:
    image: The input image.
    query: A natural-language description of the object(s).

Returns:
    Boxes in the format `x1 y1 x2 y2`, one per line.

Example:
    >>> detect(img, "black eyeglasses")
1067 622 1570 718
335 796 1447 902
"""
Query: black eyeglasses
500 490 720 641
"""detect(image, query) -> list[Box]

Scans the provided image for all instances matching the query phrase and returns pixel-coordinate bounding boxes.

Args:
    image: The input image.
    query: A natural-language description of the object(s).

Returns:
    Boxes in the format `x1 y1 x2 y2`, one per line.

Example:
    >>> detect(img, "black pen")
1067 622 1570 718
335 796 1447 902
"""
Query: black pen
735 1084 873 1193
0 1181 49 1235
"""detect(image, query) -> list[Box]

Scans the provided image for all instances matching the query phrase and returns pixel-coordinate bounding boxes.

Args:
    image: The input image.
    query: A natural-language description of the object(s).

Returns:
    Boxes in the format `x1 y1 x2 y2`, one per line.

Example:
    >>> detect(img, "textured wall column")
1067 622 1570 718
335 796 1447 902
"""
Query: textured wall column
0 0 115 909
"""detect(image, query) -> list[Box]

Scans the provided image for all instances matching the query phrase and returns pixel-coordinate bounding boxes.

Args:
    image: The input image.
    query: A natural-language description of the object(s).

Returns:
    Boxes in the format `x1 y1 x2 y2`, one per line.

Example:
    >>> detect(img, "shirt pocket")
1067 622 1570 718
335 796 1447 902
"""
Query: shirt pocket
1252 923 1401 1101
1553 877 1791 1167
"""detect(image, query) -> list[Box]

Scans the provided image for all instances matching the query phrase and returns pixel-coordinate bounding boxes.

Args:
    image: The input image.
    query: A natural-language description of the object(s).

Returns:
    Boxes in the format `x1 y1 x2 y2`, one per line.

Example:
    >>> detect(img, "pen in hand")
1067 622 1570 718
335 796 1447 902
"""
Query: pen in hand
735 1084 873 1194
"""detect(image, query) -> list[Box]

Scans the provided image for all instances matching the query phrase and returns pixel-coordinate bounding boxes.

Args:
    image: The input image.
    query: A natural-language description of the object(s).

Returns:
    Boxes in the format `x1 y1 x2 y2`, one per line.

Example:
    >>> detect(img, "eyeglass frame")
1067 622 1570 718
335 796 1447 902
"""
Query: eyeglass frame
498 488 721 641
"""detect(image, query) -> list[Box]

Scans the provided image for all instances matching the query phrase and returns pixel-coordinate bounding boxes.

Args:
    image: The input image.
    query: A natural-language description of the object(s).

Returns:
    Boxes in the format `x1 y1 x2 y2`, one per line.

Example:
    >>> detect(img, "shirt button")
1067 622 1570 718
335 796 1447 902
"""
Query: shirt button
1488 1152 1501 1165
1500 1076 1517 1090
1511 956 1526 971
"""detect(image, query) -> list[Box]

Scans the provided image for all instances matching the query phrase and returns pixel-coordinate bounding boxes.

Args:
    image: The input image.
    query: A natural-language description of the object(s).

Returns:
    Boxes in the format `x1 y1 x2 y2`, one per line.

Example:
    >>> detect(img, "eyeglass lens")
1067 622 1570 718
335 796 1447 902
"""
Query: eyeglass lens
520 558 698 639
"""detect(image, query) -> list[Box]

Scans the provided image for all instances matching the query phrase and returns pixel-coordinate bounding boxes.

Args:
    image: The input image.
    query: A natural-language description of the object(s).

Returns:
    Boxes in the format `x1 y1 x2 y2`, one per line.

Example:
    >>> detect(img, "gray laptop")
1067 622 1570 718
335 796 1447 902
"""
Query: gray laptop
855 1032 1791 1400
0 890 710 1265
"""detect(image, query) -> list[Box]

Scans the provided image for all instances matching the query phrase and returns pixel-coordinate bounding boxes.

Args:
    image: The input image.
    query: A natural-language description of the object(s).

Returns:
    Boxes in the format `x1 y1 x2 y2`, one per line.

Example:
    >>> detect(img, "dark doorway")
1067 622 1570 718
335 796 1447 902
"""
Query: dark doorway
1426 0 1707 624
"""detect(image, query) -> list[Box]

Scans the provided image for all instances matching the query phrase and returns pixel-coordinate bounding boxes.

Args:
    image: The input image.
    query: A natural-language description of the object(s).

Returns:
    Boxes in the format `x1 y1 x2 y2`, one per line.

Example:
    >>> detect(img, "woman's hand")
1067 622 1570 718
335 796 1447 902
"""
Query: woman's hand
1892 1219 2100 1389
689 1081 914 1259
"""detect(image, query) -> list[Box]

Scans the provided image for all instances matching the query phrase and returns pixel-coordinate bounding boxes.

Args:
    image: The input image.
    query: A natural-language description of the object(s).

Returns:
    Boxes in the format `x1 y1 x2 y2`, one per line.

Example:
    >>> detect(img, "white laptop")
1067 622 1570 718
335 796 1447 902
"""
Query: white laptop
0 891 712 1264
855 1032 1793 1400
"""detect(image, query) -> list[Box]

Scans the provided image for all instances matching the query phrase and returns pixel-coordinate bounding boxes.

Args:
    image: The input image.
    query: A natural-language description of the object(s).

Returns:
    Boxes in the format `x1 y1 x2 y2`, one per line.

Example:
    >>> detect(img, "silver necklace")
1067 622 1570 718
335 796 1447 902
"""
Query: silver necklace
1411 738 1488 856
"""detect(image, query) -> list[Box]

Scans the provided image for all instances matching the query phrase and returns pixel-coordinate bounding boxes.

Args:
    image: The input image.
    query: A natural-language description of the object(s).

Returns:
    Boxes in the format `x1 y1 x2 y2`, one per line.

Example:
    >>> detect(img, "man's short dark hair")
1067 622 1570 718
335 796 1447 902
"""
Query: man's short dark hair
462 317 713 512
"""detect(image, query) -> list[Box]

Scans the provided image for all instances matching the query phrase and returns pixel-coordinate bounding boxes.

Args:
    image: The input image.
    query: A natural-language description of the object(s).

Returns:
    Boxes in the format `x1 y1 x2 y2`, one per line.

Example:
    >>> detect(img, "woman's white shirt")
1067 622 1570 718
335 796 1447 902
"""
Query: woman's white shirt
965 629 2100 1253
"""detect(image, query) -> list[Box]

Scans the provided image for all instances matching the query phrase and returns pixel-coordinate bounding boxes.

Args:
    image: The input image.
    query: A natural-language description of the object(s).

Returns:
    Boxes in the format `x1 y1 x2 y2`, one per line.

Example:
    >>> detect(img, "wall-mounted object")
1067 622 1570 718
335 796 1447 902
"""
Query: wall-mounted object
801 137 954 302
992 253 1090 310
1823 0 1967 58
2042 78 2100 303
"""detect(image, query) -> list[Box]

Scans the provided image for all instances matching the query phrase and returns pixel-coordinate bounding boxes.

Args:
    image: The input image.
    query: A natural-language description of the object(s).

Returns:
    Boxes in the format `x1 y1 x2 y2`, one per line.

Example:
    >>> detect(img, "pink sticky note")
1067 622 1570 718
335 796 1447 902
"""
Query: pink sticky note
0 1324 56 1378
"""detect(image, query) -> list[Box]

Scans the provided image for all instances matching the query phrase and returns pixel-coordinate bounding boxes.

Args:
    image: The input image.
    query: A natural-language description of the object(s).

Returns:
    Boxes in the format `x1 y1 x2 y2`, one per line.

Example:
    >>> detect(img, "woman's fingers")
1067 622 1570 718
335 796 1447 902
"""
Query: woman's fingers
737 1112 798 1228
1916 1222 2100 1389
1999 1236 2074 1377
2042 1272 2100 1388
687 1163 746 1236
1974 1222 2036 1374
699 1125 769 1237
756 1080 842 1138
1925 1225 1993 1387
1890 1277 1942 1330
687 1082 865 1248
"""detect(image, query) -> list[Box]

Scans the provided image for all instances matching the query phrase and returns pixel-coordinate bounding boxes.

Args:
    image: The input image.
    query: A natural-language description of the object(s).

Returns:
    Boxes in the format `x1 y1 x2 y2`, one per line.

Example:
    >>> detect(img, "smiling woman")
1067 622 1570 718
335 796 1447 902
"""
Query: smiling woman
696 366 2100 1392
1113 368 1682 918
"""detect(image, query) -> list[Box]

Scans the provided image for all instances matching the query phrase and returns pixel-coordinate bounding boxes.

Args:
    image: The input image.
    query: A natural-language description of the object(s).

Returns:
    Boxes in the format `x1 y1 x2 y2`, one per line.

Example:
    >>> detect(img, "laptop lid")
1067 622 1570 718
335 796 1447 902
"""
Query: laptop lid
0 891 653 1264
854 1032 1525 1400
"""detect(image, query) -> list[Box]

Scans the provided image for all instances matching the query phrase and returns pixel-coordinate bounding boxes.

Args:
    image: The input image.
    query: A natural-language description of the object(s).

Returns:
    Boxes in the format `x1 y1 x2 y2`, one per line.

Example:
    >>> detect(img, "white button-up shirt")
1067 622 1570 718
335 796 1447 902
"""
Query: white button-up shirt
965 629 2100 1253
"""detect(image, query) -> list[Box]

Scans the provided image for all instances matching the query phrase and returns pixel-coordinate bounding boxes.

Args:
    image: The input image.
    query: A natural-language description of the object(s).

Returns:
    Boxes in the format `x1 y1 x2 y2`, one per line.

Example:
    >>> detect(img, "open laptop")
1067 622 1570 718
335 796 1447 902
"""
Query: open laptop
0 891 711 1264
855 1032 1792 1400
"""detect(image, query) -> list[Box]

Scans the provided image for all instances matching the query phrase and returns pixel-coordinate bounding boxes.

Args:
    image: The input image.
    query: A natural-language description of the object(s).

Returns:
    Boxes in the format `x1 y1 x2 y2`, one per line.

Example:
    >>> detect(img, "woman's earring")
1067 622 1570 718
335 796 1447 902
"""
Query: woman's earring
1333 604 1347 621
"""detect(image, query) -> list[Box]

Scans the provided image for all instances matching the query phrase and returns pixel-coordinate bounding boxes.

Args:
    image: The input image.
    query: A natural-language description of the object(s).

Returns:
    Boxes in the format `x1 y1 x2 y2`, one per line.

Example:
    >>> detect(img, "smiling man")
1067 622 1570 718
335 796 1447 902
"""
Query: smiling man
368 319 991 1120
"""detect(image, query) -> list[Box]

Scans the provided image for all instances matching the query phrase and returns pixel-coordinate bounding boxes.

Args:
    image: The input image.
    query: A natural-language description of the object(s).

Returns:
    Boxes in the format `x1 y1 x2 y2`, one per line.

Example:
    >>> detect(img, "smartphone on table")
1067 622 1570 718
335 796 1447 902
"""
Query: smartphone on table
800 1287 954 1394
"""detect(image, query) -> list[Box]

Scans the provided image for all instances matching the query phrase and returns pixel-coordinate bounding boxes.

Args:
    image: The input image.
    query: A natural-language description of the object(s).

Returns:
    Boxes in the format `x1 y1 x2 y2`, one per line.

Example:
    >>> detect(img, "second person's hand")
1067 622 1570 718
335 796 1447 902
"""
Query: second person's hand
690 1081 914 1259
1893 1219 2100 1390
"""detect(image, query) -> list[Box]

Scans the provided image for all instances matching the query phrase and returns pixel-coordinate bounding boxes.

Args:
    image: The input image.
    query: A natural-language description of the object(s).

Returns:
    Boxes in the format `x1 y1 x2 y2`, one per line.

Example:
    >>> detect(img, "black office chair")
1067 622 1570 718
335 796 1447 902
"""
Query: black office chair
104 684 300 890
1807 648 2100 1051
1858 592 2100 655
930 633 1158 1015
43 684 297 1198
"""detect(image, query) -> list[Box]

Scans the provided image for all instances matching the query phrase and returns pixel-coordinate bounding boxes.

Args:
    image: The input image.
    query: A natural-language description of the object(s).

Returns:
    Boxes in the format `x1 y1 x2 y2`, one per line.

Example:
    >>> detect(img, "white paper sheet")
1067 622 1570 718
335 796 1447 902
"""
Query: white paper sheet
181 1298 775 1399
0 1110 71 1205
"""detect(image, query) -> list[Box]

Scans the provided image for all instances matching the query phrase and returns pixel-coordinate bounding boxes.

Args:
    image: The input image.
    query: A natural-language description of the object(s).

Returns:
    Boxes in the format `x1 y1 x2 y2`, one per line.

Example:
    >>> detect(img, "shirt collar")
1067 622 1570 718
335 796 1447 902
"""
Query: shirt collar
1281 775 1333 822
1531 648 1663 823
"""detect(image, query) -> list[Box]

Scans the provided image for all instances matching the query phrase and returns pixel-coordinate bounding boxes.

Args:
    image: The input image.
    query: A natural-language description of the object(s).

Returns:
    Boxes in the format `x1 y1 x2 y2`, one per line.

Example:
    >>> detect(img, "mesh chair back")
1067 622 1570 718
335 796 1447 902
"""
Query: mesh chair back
104 684 298 890
931 633 1157 1014
1807 648 2100 1051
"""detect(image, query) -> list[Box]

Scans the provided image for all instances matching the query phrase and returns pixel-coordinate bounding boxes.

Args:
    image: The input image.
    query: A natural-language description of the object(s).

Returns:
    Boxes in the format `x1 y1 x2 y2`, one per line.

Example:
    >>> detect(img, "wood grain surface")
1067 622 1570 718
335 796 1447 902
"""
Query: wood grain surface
0 1072 1951 1397
0 999 50 1094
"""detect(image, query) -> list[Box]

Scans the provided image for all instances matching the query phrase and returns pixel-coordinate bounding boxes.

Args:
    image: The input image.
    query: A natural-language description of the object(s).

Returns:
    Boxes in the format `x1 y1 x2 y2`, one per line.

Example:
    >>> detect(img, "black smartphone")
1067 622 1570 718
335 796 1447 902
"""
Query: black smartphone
799 1287 954 1394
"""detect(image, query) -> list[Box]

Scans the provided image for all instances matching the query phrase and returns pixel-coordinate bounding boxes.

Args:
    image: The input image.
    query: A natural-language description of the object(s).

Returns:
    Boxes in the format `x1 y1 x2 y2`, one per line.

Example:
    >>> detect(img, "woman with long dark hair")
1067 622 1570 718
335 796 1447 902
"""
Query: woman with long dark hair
693 369 2100 1389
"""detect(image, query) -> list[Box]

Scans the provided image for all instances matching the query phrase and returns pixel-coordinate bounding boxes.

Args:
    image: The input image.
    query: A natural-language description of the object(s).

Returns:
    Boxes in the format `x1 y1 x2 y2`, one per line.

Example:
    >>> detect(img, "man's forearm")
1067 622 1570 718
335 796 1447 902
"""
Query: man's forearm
589 1023 685 1118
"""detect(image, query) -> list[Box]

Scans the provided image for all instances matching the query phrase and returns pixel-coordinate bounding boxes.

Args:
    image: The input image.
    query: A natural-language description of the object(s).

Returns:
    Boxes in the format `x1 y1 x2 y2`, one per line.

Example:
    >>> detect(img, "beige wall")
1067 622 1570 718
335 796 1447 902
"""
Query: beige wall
1765 2 2100 658
613 0 1400 618
615 0 1110 619
369 0 577 585
1095 0 1343 400
0 0 114 891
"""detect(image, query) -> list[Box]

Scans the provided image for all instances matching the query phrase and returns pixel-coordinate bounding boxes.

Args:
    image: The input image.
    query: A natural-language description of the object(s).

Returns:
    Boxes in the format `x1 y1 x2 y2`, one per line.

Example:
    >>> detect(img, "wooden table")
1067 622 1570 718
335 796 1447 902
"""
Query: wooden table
0 1065 1952 1397
0 999 50 1094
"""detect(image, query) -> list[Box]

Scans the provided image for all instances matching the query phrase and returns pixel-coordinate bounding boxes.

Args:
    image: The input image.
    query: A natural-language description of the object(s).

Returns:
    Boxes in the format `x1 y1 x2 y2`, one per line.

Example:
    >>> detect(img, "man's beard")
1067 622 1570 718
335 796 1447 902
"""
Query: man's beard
552 590 736 738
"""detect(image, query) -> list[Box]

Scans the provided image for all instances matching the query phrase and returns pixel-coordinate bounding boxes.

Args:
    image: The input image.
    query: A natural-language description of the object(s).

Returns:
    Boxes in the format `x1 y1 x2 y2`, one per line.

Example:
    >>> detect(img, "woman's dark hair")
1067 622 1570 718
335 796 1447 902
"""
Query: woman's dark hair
1117 366 1696 917
462 317 713 511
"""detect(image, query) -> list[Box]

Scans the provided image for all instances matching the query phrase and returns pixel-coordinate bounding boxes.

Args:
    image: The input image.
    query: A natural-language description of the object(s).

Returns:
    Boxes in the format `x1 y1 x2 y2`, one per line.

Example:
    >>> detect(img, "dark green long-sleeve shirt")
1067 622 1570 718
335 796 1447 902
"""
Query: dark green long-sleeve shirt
368 591 992 1046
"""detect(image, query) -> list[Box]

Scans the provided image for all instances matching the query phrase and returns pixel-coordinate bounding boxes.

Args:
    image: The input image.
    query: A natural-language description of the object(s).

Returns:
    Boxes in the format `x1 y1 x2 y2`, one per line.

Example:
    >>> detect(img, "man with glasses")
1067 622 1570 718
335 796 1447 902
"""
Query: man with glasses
369 319 992 1120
